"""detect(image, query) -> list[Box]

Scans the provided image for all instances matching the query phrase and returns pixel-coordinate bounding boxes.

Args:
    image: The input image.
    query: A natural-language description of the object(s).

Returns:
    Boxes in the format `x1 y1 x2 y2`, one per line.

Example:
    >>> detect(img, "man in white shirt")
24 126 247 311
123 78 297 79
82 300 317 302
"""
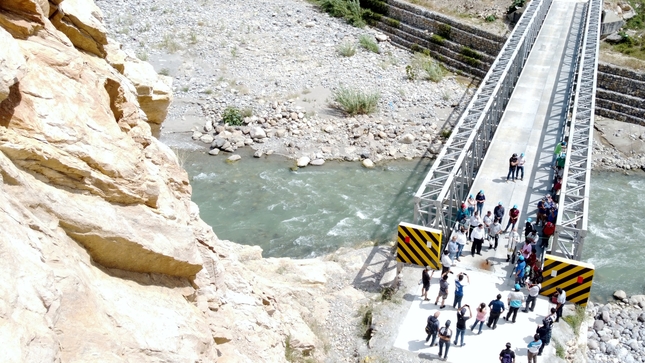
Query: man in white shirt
506 228 521 263
470 223 486 256
555 288 566 322
488 219 503 250
468 212 482 240
523 282 541 312
441 250 452 275
483 211 493 240
455 226 468 261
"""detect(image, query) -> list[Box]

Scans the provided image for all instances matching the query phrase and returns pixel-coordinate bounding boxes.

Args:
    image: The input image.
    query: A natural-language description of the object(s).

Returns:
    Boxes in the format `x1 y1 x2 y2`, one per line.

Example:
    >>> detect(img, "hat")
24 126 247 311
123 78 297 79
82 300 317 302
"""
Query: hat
506 342 512 348
519 255 525 261
527 218 532 222
520 152 524 157
514 284 521 291
498 201 502 205
513 204 518 209
462 203 466 208
470 194 473 198
479 190 484 194
561 141 567 146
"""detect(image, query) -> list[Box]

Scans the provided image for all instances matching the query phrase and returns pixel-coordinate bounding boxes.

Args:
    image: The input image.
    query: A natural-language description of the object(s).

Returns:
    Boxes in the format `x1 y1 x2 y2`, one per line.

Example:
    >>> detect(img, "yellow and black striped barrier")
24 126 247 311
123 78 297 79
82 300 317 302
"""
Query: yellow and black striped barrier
396 222 442 270
540 254 595 306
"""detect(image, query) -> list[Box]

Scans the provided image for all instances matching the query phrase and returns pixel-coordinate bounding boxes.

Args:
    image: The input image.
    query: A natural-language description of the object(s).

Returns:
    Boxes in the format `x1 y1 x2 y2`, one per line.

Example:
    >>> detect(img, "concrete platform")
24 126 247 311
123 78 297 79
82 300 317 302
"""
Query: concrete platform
394 0 585 360
393 264 554 362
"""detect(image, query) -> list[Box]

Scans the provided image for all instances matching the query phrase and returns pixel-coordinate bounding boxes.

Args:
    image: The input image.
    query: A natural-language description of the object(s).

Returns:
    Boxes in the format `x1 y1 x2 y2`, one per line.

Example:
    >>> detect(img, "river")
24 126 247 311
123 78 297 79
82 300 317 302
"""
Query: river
180 146 644 302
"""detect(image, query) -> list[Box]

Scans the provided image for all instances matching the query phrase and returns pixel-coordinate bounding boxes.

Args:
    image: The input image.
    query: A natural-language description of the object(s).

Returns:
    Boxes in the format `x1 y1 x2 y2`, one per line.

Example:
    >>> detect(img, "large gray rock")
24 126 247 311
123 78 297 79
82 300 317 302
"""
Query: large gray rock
310 159 325 166
593 319 605 331
614 290 627 300
296 156 310 167
250 127 266 139
362 159 374 168
588 339 599 350
400 134 415 144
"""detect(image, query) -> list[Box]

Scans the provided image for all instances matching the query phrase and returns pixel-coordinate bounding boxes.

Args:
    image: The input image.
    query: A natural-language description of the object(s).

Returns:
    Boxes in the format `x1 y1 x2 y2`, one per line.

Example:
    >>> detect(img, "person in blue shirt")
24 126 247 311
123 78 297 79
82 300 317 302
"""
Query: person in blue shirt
487 294 506 329
452 273 470 309
456 203 470 226
515 255 527 286
527 333 543 362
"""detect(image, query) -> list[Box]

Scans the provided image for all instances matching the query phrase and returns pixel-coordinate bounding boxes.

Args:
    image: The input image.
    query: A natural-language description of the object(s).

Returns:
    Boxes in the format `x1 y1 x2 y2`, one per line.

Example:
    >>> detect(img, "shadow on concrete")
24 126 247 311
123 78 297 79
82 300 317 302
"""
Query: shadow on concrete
407 339 428 352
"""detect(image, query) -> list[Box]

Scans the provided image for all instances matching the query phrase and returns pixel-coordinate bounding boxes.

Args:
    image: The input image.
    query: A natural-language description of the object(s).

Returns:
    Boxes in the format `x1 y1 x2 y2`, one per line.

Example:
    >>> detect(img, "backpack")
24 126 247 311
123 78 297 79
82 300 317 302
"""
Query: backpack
425 316 439 334
501 351 513 363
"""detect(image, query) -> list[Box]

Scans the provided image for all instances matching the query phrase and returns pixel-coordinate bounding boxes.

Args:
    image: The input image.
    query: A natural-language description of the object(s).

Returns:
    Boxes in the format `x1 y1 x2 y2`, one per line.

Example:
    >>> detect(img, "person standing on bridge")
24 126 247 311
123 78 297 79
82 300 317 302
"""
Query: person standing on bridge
471 223 486 256
499 342 515 363
515 153 526 181
504 284 524 323
421 266 435 301
504 205 520 233
487 294 505 329
437 320 453 360
494 202 505 224
468 211 482 240
457 203 470 227
527 334 543 363
467 194 477 217
455 226 468 261
447 236 459 265
483 210 493 241
476 190 486 216
453 272 469 309
435 271 453 309
489 218 503 250
554 288 566 323
425 311 441 346
507 153 519 182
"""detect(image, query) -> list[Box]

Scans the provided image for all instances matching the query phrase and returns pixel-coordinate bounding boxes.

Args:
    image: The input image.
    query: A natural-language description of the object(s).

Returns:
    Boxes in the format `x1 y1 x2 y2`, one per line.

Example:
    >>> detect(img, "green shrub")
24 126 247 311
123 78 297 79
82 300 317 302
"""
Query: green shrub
461 55 480 67
359 34 380 53
437 24 451 39
405 64 417 80
360 0 389 15
485 15 497 22
461 46 483 60
385 17 400 28
410 53 445 82
337 42 357 57
430 34 445 45
410 43 422 52
563 305 587 335
332 87 380 115
222 107 244 126
554 340 565 359
319 0 366 27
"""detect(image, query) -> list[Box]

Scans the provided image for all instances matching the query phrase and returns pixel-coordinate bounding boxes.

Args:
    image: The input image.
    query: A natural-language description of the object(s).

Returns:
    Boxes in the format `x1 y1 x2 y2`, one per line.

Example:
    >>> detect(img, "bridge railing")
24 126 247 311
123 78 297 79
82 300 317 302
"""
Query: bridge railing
413 0 554 240
552 0 602 260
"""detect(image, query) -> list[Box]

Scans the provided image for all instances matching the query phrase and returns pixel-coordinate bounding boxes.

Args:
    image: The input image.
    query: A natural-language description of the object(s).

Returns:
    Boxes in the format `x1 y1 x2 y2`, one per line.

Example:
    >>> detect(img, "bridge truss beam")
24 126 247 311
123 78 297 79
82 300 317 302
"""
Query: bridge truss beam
413 0 554 241
552 0 602 260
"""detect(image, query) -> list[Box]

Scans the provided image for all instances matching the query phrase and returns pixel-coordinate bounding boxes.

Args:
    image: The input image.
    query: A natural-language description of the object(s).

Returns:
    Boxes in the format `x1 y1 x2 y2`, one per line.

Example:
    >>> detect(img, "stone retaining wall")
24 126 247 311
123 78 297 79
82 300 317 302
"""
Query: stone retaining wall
368 1 644 124
595 63 645 126
370 0 505 78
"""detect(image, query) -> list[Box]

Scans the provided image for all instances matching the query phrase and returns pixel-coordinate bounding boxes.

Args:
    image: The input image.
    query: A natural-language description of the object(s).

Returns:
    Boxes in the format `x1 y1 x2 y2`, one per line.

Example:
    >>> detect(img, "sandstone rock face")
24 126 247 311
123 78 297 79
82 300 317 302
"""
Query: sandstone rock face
0 1 368 363
0 28 26 103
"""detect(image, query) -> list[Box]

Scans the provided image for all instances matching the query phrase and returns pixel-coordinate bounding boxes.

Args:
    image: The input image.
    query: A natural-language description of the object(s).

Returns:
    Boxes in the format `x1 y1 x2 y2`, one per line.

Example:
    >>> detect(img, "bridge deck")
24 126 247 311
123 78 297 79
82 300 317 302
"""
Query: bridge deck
394 0 584 360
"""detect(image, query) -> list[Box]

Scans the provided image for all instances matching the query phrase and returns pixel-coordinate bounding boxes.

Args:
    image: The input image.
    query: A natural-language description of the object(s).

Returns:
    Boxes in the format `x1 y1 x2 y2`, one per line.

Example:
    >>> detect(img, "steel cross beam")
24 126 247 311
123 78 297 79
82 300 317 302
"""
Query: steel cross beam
552 0 602 260
413 0 554 241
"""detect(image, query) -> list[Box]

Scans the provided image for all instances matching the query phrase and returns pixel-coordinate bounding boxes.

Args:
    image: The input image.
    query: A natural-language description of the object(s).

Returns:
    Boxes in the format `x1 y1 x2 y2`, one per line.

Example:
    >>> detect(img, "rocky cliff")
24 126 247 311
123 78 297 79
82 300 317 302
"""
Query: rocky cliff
0 1 363 362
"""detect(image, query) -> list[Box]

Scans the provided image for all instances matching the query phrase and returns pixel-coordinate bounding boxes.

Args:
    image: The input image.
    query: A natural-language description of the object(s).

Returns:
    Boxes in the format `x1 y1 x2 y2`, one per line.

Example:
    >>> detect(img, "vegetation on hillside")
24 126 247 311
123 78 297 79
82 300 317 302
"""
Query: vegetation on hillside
611 0 645 61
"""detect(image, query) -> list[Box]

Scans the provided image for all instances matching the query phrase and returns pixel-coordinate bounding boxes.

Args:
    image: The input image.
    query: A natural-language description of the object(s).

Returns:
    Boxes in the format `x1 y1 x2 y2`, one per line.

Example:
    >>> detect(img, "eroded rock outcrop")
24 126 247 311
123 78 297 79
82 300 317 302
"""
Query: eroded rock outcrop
0 0 363 362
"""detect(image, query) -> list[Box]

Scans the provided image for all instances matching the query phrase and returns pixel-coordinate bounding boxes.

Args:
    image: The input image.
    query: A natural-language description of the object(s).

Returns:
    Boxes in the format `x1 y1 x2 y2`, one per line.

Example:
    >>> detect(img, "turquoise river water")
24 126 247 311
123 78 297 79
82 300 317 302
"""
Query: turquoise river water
183 149 644 302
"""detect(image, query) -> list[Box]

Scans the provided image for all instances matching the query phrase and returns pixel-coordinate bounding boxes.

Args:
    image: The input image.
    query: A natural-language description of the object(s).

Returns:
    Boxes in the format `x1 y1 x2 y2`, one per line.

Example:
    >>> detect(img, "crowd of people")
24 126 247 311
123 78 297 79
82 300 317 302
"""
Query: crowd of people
419 266 568 361
418 142 570 361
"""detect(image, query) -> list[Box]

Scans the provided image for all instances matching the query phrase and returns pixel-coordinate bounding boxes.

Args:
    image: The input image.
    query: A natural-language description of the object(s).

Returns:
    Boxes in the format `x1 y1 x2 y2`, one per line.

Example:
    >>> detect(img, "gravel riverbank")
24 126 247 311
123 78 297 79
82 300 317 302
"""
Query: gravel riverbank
586 292 645 363
97 0 474 165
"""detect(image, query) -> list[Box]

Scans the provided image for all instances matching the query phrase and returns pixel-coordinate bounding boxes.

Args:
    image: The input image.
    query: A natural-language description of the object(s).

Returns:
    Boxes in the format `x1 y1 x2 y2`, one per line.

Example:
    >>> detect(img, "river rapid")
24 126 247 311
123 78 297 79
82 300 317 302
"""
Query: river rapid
182 147 644 302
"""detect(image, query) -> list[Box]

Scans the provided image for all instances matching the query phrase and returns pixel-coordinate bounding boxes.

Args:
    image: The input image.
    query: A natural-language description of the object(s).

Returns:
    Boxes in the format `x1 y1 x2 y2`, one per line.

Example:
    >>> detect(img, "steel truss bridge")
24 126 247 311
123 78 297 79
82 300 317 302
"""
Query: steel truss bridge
412 0 601 261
